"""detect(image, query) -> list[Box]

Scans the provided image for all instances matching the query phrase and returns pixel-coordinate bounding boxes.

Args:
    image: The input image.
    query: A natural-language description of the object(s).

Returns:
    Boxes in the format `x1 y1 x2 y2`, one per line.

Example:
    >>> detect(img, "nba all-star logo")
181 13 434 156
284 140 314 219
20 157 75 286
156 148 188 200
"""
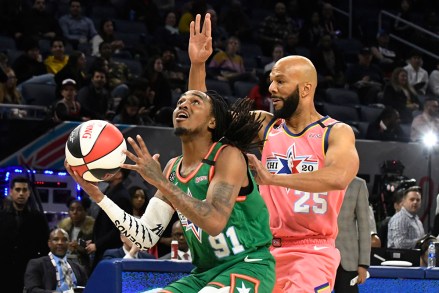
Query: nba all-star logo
177 188 203 243
266 144 318 174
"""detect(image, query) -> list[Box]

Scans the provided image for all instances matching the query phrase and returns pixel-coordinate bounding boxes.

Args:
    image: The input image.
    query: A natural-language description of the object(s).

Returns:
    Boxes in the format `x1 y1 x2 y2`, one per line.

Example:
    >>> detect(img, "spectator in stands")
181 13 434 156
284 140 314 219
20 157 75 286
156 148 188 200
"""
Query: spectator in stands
366 107 408 142
177 0 207 35
159 221 192 262
128 186 148 218
207 8 228 51
103 233 155 260
335 177 371 292
0 176 50 293
382 67 420 123
208 36 256 84
403 50 429 96
53 78 87 122
161 47 187 94
430 60 439 97
129 77 156 125
154 106 174 127
12 38 46 84
54 50 87 98
86 169 132 271
388 186 424 249
346 47 384 105
320 2 345 38
283 31 304 57
264 43 284 74
154 10 187 50
44 38 69 74
302 11 325 47
112 94 145 125
258 1 299 56
371 29 402 78
311 33 346 88
77 68 112 120
15 0 61 47
91 18 125 57
58 197 94 275
0 67 23 105
219 0 252 43
410 98 439 142
143 55 172 111
58 0 98 49
24 228 88 292
378 188 404 248
247 70 272 112
97 42 131 94
0 0 29 36
393 0 415 40
125 0 160 34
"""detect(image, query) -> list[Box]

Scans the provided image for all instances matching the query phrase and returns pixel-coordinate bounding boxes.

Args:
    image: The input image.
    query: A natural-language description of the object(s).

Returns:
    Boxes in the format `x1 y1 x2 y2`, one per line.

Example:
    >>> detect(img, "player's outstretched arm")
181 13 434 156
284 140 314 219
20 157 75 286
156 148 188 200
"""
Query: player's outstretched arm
249 123 359 192
124 135 246 236
188 13 212 92
64 160 174 250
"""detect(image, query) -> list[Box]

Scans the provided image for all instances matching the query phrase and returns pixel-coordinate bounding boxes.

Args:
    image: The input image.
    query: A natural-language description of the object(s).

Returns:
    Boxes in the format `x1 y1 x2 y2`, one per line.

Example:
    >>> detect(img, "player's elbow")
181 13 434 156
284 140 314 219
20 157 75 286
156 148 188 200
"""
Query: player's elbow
205 219 227 236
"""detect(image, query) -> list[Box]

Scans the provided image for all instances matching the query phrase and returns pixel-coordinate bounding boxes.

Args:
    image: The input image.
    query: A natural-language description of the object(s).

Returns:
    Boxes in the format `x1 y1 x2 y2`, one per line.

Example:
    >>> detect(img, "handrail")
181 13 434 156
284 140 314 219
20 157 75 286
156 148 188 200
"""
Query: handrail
0 103 49 119
378 10 439 60
331 0 353 39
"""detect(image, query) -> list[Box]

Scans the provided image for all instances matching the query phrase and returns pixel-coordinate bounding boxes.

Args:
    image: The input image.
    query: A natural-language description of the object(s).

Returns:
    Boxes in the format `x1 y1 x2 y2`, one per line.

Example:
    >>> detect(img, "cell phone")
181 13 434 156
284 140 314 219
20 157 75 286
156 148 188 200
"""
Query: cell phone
78 238 87 248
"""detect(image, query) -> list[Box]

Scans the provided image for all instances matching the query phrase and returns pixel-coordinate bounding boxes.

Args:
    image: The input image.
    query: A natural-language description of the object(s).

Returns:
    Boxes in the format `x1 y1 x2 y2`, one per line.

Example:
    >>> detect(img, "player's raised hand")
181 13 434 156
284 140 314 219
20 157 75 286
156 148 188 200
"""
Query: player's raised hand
247 153 274 186
123 135 165 187
189 13 212 64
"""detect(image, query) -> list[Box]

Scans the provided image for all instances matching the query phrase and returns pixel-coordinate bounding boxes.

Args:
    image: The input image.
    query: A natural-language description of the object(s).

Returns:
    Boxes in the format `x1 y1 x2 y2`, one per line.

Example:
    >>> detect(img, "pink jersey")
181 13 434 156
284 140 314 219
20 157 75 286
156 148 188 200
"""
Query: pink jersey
260 116 345 241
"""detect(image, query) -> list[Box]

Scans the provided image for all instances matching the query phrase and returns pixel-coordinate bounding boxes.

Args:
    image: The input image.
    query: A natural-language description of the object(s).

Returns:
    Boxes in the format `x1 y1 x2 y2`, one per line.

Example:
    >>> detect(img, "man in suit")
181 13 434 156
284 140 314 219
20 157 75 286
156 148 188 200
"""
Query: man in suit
24 228 88 292
103 234 155 260
86 169 132 270
335 177 371 292
160 221 191 261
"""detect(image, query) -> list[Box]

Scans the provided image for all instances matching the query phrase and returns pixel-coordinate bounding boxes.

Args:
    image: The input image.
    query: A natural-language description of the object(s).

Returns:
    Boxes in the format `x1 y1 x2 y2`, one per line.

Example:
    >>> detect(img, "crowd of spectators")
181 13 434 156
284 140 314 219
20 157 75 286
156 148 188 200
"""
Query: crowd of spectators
0 0 438 143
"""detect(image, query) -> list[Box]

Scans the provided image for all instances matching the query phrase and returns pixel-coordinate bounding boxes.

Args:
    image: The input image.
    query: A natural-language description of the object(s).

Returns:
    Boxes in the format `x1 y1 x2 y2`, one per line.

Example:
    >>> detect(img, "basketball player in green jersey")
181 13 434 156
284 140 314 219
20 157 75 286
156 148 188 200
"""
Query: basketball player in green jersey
65 17 275 293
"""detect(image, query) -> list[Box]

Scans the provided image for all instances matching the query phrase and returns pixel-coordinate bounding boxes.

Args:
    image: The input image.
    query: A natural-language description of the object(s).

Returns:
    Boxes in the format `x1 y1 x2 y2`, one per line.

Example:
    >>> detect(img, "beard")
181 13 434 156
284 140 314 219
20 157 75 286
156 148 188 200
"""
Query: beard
174 127 189 136
273 87 300 119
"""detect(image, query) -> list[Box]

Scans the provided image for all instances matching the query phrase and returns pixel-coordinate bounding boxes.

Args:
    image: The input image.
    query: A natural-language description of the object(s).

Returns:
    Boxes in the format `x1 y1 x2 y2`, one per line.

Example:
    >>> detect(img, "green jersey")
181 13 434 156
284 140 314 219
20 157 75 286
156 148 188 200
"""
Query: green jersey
167 142 272 272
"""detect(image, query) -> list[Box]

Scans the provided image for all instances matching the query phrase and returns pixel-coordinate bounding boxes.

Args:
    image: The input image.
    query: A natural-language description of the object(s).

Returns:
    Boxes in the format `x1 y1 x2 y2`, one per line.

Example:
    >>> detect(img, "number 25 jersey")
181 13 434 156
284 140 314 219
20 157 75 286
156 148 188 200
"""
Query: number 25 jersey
260 116 346 240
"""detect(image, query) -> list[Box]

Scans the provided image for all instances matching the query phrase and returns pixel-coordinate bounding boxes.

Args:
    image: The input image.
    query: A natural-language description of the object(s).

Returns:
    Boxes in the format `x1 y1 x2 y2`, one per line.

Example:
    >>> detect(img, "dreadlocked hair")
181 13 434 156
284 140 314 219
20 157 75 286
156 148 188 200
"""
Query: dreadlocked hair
207 90 264 152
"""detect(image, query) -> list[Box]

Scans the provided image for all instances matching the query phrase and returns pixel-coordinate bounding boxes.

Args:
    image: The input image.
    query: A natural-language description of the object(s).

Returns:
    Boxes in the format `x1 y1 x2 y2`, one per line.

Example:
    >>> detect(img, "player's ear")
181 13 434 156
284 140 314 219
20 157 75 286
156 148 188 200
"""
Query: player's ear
208 117 216 129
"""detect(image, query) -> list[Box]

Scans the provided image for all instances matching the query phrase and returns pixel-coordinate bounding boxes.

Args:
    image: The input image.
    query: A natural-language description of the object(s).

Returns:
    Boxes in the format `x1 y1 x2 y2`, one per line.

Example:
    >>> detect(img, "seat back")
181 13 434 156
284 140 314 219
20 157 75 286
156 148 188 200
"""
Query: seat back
323 103 359 123
325 88 360 106
360 105 384 122
21 83 57 107
206 79 233 96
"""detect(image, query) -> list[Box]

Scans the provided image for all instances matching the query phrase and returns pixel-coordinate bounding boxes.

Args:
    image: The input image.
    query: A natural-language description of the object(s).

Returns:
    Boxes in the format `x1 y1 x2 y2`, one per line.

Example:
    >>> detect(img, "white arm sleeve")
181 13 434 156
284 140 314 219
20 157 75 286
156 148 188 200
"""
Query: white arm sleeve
98 196 175 249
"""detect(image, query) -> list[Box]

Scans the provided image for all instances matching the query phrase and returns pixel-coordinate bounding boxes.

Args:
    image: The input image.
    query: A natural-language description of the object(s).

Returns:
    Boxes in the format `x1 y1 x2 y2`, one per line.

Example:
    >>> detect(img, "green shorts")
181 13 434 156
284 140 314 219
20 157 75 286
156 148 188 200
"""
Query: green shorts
160 247 275 293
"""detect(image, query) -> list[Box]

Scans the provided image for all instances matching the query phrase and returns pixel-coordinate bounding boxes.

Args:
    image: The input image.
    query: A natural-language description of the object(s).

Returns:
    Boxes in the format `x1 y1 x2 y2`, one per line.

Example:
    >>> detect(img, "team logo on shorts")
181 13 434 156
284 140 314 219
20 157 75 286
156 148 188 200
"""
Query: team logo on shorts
266 144 318 174
230 273 260 293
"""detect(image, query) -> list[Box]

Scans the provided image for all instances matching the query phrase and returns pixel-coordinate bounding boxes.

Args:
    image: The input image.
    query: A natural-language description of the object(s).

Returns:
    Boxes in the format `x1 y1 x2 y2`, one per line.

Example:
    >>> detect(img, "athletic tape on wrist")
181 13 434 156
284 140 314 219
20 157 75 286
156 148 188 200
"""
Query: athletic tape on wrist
98 196 174 249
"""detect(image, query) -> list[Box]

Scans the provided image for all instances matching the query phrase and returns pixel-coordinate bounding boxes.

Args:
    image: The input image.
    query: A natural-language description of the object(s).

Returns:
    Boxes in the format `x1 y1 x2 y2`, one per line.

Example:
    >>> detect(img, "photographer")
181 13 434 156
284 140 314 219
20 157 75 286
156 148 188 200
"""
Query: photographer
58 197 95 275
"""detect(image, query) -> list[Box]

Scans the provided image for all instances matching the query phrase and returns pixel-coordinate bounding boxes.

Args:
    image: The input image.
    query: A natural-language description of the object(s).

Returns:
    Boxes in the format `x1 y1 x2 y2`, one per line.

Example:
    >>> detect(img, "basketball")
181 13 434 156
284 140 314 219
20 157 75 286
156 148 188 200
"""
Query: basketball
65 120 127 182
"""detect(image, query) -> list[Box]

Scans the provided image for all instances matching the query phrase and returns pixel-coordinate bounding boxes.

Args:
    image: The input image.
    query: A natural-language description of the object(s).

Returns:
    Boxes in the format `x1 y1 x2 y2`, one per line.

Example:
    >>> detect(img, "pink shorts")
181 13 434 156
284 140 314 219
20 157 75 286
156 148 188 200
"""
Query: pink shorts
270 238 340 293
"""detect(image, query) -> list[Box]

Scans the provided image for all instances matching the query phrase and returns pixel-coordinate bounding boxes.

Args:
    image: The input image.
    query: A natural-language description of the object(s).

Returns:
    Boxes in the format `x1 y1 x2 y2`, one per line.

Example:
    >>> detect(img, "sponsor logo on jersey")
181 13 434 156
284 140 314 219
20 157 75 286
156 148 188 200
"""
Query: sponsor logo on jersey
308 133 322 138
266 143 318 175
195 175 207 183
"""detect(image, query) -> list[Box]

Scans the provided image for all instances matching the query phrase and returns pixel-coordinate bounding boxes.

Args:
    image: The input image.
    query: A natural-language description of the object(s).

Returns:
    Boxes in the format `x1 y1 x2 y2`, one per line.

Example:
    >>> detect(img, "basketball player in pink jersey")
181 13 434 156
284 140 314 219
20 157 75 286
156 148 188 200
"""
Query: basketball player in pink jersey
188 13 359 293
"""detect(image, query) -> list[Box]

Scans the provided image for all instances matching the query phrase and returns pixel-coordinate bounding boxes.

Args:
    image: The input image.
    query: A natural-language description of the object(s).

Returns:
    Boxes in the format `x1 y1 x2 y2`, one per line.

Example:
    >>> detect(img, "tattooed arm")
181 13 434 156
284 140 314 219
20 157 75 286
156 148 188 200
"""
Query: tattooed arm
123 136 248 236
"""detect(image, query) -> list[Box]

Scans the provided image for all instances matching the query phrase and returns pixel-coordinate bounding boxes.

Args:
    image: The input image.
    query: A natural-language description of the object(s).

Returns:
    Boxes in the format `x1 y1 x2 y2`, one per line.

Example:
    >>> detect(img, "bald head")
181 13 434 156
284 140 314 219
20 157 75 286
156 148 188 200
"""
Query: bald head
274 56 317 85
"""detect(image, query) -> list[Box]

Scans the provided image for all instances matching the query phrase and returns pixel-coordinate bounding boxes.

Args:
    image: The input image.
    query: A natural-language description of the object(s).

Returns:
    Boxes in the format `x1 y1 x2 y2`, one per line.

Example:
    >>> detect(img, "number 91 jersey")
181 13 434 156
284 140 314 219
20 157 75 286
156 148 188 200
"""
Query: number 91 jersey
167 142 273 271
260 117 346 240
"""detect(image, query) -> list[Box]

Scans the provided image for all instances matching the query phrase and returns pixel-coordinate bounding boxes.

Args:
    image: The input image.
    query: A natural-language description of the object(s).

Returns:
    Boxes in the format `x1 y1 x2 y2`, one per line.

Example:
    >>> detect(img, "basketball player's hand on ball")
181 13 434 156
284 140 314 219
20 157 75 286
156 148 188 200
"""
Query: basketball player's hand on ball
123 135 164 187
188 13 212 64
247 154 273 185
64 160 104 202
